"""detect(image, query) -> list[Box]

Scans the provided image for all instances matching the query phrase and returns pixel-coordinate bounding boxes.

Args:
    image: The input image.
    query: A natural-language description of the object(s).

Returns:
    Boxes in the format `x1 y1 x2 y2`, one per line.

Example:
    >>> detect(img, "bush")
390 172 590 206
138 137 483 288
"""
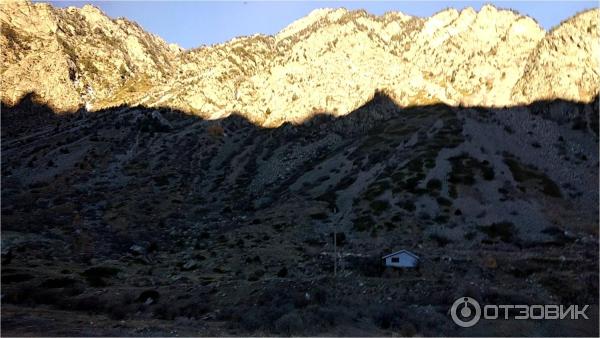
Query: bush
247 269 265 281
482 166 495 180
154 298 210 320
430 233 452 247
478 221 517 242
504 156 561 197
372 304 405 330
310 212 328 220
81 266 120 287
397 199 416 212
347 256 382 277
72 295 106 313
137 290 160 303
426 178 442 191
449 154 495 184
274 311 304 335
353 215 375 232
238 308 262 331
277 267 288 277
370 200 390 214
436 196 452 207
364 181 391 200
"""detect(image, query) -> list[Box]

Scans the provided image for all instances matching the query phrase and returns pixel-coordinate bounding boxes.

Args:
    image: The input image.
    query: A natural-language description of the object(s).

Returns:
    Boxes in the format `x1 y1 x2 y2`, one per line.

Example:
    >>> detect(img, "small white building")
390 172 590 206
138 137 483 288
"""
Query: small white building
382 250 420 268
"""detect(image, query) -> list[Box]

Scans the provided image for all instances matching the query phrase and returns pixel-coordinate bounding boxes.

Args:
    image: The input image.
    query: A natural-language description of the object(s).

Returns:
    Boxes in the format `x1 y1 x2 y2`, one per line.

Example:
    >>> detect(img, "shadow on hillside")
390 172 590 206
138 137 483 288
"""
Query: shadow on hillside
1 91 599 141
1 91 599 337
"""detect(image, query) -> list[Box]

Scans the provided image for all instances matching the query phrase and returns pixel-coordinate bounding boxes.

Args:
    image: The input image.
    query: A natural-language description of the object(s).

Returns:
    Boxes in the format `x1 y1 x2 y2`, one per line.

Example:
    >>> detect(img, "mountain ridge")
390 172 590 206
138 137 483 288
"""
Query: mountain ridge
1 1 598 126
1 2 599 335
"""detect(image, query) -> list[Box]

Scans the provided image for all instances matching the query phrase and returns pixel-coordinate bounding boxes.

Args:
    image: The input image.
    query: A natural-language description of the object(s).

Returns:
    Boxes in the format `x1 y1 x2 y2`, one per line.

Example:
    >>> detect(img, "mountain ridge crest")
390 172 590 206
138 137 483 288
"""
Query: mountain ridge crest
1 1 598 126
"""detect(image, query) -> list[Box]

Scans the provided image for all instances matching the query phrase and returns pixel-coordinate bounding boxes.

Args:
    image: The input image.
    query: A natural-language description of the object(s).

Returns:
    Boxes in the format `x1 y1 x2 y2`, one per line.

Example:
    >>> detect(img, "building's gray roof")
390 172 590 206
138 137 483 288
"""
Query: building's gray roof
381 249 420 260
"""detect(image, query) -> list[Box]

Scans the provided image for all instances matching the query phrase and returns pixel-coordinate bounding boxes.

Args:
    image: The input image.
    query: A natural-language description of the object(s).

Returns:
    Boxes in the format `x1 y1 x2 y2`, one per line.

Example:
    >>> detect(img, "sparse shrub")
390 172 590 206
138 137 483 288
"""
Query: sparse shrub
449 154 495 184
81 266 120 287
347 256 382 277
310 212 327 220
430 233 452 247
274 311 304 335
353 215 375 232
137 289 160 303
2 273 34 285
482 165 495 180
504 156 561 198
316 191 337 210
364 180 391 200
448 184 458 198
277 267 288 277
398 199 416 212
464 231 476 240
426 178 442 191
72 295 106 313
317 175 330 182
308 305 338 327
372 304 405 330
400 322 417 336
539 275 587 304
39 277 77 288
436 196 452 207
370 200 390 214
478 221 517 242
238 307 262 331
311 287 327 305
247 269 265 281
107 303 128 320
152 175 170 186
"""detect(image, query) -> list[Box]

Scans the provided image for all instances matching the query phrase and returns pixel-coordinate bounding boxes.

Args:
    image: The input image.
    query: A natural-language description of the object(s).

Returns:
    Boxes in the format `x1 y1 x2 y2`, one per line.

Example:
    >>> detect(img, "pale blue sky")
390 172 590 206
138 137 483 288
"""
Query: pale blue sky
47 1 598 49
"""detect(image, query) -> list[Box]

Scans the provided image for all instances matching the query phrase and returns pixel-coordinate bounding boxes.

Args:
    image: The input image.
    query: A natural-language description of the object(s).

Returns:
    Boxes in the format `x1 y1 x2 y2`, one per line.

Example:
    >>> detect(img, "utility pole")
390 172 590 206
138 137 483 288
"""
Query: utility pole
334 221 337 277
333 206 337 277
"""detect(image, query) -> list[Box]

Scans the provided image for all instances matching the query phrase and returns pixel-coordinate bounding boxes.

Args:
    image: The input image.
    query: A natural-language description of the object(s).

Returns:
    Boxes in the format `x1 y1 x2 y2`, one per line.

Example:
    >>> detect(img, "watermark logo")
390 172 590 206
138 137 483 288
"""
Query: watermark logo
450 297 590 327
451 297 481 327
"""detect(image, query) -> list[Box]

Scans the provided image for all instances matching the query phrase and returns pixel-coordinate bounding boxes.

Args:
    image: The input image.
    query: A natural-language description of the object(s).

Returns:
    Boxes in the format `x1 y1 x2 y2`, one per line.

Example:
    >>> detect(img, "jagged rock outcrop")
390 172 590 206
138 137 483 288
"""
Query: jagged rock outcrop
1 0 179 110
1 1 598 125
512 9 600 103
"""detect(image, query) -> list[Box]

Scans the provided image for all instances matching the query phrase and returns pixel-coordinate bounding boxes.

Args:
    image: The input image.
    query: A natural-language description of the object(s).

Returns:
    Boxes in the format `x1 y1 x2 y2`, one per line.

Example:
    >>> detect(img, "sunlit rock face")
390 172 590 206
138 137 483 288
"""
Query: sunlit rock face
511 9 600 104
2 1 598 126
1 0 178 111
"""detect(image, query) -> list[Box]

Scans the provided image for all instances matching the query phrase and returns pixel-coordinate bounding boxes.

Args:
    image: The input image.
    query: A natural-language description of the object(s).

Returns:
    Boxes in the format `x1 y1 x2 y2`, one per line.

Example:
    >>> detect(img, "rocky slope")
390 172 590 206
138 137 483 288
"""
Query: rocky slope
1 0 179 111
1 1 599 335
1 93 598 336
1 1 598 125
512 9 600 103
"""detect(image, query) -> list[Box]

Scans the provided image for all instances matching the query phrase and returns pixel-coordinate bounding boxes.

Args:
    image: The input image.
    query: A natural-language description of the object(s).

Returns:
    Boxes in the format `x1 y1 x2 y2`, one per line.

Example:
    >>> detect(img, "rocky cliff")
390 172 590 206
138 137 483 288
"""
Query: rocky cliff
1 0 179 110
1 1 598 125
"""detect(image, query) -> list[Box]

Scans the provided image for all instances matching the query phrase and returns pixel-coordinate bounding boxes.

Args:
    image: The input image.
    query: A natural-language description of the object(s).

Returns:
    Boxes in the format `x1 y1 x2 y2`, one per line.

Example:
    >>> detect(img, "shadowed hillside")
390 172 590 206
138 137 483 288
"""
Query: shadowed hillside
1 93 598 336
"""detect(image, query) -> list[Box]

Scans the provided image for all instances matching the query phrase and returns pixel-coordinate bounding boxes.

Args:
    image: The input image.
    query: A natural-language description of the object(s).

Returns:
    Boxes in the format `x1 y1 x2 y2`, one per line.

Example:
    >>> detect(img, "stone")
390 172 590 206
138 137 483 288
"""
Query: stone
182 260 198 271
129 245 146 256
